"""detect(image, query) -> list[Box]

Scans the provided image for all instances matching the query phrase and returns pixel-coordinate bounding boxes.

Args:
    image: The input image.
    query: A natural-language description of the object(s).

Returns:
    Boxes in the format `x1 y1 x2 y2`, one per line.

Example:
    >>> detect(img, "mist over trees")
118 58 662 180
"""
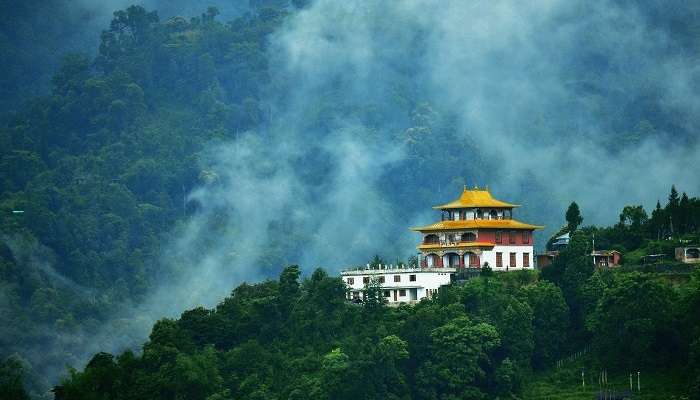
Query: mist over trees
1 0 700 398
0 0 249 113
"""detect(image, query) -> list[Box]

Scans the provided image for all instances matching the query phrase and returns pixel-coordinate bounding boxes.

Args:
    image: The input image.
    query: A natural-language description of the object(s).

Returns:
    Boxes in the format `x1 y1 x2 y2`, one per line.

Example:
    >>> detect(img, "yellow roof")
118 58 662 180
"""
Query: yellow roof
411 219 544 232
434 187 519 209
417 242 495 251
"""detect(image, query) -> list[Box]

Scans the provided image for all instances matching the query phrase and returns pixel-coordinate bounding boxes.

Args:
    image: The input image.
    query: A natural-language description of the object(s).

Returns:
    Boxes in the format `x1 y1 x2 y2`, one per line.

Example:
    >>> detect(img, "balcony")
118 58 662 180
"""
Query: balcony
341 265 457 275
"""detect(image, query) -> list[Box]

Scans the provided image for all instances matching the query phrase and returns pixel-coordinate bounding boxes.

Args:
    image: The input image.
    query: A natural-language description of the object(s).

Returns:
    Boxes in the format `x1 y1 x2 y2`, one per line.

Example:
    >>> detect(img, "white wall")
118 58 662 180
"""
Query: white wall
481 245 534 270
451 208 511 221
341 269 453 303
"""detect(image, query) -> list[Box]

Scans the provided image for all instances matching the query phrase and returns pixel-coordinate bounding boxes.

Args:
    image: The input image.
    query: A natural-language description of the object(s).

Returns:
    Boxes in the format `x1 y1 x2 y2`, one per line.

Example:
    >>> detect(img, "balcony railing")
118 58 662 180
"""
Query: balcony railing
421 239 479 246
341 265 457 274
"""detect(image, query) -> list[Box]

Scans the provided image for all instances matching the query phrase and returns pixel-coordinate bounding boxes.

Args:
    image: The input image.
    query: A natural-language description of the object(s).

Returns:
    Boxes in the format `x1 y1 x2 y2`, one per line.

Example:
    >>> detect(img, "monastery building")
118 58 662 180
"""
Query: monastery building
342 186 543 304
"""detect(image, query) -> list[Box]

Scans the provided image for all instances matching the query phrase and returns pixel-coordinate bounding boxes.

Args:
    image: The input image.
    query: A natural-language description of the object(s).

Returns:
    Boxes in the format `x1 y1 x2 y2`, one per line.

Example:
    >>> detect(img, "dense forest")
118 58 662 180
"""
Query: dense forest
10 188 694 400
20 226 700 399
2 0 700 399
0 3 499 393
1 5 288 394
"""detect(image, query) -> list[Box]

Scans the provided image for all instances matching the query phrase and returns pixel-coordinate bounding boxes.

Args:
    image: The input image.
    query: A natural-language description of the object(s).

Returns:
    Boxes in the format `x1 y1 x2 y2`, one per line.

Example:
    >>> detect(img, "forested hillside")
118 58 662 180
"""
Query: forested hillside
0 4 287 393
46 249 700 399
0 0 250 112
41 191 700 399
2 1 700 398
37 184 700 399
0 2 493 394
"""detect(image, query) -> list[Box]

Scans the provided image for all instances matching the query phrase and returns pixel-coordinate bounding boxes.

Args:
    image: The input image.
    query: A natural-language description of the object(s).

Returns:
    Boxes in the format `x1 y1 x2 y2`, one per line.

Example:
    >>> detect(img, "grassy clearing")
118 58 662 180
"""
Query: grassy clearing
523 357 689 400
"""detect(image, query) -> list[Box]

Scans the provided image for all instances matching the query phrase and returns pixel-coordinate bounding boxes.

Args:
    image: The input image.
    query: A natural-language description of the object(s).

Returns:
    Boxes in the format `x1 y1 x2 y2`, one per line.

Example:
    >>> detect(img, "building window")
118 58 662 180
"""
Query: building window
394 275 401 282
347 277 354 285
476 209 484 219
523 253 530 267
378 276 385 283
522 231 530 244
383 290 390 297
399 289 406 297
461 232 476 242
509 231 516 244
496 252 503 267
409 274 416 282
495 231 502 243
424 234 439 244
363 276 369 284
510 252 517 267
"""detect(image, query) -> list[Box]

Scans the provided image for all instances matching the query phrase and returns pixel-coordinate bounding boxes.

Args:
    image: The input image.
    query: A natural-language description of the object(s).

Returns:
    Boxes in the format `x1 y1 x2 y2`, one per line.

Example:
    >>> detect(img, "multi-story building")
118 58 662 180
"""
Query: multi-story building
412 186 542 271
341 186 543 305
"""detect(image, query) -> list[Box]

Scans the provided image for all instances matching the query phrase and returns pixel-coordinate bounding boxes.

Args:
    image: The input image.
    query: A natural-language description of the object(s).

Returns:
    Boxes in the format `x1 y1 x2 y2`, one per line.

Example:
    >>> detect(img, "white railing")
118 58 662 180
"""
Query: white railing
341 265 456 275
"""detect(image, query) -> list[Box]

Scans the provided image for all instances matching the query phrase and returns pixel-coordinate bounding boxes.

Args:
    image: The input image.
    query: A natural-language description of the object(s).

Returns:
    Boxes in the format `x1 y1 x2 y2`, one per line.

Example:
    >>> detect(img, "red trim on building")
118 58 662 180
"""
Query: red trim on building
473 229 535 246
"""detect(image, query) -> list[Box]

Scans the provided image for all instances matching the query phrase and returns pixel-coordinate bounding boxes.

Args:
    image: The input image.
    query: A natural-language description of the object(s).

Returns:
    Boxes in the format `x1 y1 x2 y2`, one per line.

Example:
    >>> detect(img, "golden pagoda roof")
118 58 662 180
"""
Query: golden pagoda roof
411 219 544 232
433 186 519 209
417 241 495 251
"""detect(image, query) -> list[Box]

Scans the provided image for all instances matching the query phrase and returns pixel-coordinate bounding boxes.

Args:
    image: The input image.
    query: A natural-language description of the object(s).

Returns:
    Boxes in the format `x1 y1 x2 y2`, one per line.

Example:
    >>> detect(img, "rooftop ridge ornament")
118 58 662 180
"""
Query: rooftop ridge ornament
431 184 521 209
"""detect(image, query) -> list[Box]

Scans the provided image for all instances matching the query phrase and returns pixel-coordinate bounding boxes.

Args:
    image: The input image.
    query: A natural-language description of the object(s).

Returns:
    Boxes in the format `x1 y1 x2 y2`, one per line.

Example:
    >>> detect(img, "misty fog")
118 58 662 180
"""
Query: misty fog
2 0 700 394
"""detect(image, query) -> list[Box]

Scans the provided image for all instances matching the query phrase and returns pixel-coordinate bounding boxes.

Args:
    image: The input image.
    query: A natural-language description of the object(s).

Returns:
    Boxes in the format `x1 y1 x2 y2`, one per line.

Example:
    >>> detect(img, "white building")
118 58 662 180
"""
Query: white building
341 186 543 305
342 265 452 305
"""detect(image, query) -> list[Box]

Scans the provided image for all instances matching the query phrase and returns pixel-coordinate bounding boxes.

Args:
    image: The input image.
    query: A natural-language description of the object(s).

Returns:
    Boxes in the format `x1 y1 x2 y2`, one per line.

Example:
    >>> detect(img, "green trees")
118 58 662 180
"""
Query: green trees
565 201 583 233
2 0 700 396
0 357 29 400
587 273 679 368
416 316 502 400
684 270 700 399
520 281 569 369
541 231 594 341
643 186 700 239
363 276 388 313
0 4 291 387
54 266 552 400
54 258 700 399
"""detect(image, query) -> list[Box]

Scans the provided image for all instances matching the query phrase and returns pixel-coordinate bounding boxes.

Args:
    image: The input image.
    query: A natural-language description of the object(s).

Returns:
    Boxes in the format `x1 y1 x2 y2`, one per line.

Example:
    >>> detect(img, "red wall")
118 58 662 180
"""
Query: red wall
476 229 533 246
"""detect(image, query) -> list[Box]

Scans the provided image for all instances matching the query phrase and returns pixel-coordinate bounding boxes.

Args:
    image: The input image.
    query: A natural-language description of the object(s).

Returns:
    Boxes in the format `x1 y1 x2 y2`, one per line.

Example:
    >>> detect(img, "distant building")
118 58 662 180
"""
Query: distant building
551 232 570 250
341 186 543 305
536 251 559 268
591 250 621 267
642 254 665 264
675 247 700 264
